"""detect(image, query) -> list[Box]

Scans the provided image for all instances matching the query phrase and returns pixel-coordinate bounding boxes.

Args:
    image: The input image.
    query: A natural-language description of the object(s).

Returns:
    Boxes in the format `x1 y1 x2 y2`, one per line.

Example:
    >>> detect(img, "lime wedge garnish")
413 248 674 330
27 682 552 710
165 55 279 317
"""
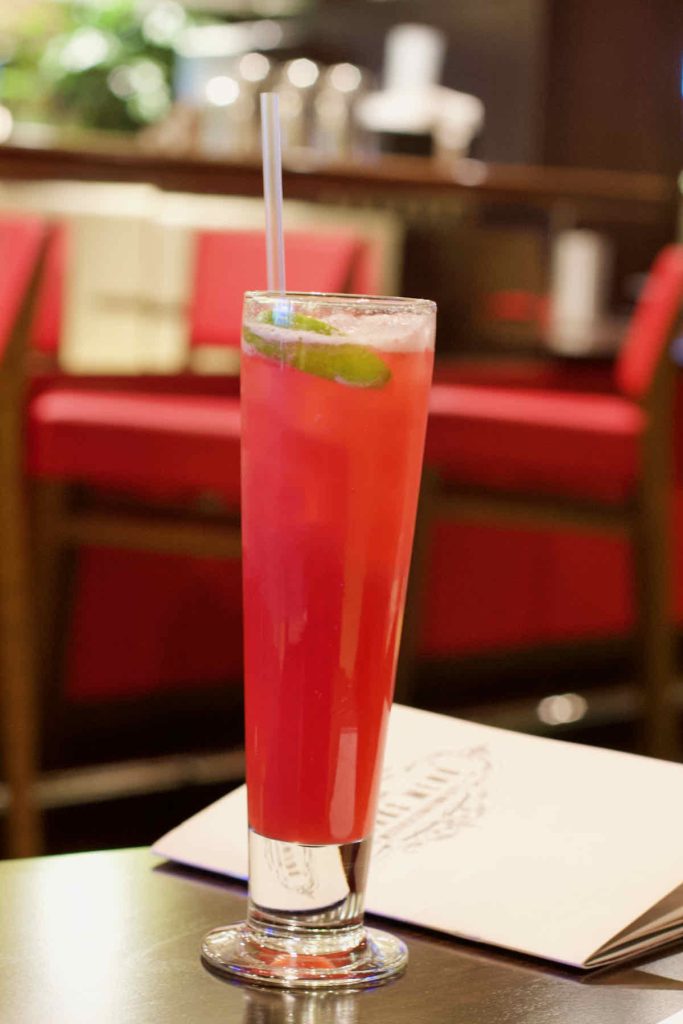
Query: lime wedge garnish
260 310 338 336
244 327 391 388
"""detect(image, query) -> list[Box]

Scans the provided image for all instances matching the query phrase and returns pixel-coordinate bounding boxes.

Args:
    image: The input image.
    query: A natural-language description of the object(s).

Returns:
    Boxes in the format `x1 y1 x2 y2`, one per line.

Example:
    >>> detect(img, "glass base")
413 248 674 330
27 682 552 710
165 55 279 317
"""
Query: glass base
201 830 407 989
201 922 407 989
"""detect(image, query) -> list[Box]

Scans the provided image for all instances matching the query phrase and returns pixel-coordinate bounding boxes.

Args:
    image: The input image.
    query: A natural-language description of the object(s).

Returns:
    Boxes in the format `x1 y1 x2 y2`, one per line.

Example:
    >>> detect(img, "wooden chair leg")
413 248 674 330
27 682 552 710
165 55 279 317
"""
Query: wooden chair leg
0 418 42 857
632 498 677 760
31 481 74 692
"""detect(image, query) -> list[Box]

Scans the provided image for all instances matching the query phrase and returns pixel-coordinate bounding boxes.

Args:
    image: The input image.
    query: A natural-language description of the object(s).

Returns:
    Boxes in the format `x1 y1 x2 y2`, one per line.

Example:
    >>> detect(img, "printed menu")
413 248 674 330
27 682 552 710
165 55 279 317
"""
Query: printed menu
153 703 683 969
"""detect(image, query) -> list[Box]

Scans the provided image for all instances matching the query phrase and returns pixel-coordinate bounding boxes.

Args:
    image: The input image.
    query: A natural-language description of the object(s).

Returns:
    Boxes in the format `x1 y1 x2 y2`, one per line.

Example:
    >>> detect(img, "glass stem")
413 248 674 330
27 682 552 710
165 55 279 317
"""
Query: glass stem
246 830 372 953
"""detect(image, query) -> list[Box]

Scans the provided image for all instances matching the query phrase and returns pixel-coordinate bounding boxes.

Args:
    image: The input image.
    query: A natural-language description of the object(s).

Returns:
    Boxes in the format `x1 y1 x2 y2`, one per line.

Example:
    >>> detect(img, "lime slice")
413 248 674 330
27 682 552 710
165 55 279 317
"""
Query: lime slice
260 310 338 336
244 328 391 388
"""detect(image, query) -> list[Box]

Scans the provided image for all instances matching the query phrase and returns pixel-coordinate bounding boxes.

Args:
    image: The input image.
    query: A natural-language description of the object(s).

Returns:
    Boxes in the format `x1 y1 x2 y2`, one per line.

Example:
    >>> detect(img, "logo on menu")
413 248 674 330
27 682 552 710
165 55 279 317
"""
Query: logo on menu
256 746 492 903
374 746 491 858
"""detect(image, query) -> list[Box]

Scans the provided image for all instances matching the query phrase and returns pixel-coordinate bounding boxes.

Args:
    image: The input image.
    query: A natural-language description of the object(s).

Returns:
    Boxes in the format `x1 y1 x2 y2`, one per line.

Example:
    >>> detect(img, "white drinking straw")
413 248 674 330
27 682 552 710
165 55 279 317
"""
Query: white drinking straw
260 93 286 293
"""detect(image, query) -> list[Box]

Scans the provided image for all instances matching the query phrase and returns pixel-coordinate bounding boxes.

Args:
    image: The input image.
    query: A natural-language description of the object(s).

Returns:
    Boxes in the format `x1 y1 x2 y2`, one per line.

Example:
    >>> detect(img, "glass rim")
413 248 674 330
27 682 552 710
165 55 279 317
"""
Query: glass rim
244 291 436 314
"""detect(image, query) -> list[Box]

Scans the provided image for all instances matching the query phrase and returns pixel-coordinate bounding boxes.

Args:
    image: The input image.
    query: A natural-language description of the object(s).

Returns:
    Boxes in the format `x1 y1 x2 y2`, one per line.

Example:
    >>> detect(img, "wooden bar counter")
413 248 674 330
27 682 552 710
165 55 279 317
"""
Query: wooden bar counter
0 136 677 219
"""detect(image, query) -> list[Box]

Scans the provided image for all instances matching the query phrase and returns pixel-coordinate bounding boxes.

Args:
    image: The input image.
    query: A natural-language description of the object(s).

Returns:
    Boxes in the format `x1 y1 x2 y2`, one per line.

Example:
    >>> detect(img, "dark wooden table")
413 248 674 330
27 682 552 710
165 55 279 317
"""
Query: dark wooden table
2 848 683 1023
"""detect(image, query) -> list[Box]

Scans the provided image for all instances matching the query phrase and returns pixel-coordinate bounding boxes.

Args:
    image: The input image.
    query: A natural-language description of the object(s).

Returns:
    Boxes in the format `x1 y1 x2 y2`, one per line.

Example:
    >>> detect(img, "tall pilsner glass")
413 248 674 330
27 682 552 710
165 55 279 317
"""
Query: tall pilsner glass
202 292 436 988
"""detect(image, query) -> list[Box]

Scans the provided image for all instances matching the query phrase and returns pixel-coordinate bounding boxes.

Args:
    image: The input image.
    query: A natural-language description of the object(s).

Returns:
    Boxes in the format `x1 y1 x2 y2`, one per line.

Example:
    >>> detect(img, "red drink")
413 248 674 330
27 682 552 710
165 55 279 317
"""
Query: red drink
241 295 435 846
203 292 435 989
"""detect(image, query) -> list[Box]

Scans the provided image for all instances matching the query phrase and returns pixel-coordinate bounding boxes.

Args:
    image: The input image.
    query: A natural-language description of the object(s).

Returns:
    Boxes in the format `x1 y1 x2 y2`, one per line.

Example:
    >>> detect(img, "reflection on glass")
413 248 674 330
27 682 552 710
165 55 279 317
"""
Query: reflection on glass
243 987 359 1024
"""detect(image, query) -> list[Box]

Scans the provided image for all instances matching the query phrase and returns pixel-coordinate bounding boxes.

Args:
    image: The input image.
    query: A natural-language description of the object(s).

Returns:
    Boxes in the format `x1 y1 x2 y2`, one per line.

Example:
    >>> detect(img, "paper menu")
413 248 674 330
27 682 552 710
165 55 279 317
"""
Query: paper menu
153 704 683 969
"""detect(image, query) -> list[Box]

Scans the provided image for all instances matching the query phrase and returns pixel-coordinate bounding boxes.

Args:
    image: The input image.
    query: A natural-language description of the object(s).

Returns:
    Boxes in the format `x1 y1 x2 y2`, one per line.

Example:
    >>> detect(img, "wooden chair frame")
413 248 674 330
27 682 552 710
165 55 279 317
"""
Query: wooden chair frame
0 235 47 856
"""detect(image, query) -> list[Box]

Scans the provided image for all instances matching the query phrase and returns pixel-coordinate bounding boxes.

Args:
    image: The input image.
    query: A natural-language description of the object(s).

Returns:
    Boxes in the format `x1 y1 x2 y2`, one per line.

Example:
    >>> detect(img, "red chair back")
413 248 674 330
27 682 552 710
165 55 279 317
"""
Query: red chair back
190 229 365 348
0 216 46 365
29 225 373 356
615 245 683 402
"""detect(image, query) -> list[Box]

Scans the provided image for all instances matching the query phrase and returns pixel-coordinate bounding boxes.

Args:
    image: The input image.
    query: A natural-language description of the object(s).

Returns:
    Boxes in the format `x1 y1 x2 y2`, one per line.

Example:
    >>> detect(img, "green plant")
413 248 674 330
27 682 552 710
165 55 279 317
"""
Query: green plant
1 0 190 132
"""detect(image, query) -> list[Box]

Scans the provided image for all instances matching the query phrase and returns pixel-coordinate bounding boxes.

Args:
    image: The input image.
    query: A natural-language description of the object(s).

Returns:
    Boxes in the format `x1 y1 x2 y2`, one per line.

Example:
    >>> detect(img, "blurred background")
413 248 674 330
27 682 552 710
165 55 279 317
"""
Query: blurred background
0 0 681 859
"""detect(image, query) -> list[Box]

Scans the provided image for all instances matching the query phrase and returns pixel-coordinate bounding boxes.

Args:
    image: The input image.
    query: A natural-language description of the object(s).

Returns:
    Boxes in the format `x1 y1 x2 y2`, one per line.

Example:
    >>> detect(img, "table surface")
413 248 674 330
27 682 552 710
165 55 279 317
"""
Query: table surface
3 848 683 1024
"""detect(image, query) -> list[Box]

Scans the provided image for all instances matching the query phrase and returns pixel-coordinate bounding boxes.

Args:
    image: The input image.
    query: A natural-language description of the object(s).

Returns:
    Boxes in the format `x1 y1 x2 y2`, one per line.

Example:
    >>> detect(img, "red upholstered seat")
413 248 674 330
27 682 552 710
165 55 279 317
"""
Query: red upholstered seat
424 248 683 510
28 389 242 502
28 227 366 498
427 384 643 503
